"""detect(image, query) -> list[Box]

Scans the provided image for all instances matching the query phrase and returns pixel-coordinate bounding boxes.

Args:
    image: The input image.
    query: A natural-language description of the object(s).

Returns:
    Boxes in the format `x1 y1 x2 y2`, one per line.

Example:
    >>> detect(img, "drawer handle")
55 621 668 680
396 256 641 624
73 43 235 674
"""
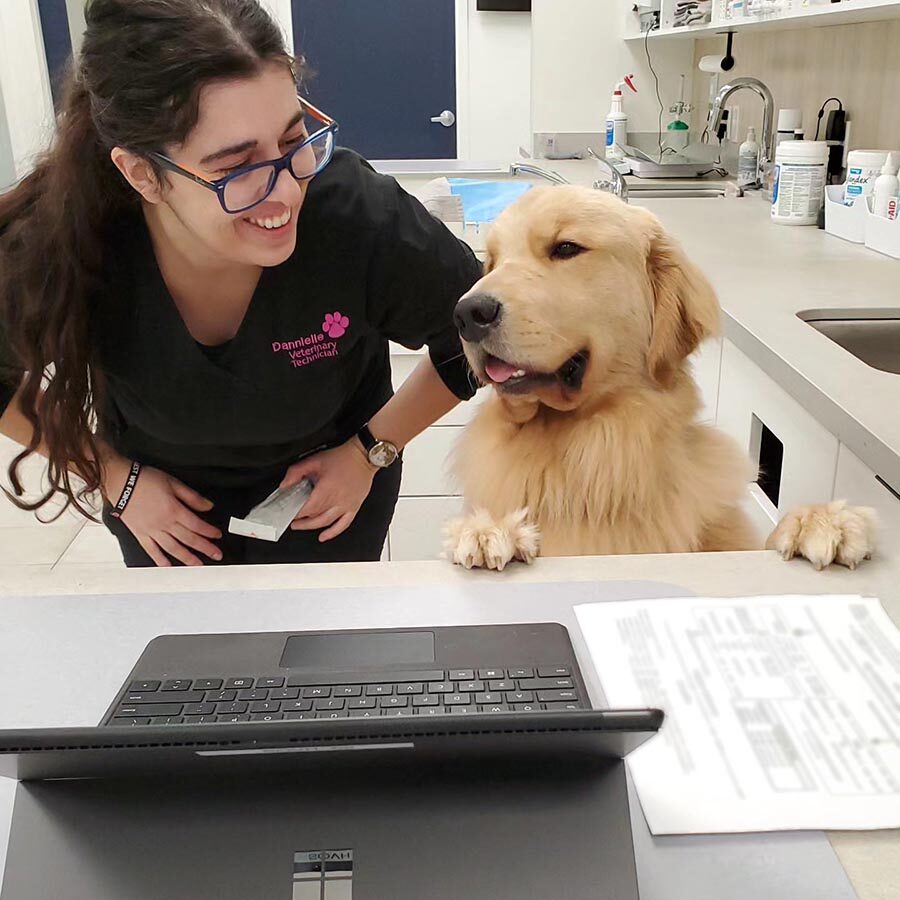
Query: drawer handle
875 475 900 504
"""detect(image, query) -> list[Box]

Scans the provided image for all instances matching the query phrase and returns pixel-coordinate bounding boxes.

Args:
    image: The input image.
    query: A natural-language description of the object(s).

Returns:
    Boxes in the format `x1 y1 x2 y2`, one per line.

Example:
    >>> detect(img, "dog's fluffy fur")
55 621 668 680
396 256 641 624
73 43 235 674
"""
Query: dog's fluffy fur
444 187 875 571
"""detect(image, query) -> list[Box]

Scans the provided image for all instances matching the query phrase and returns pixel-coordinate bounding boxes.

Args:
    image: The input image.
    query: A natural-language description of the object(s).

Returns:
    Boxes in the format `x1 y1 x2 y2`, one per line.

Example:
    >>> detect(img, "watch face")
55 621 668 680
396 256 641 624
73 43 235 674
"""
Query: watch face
369 440 399 468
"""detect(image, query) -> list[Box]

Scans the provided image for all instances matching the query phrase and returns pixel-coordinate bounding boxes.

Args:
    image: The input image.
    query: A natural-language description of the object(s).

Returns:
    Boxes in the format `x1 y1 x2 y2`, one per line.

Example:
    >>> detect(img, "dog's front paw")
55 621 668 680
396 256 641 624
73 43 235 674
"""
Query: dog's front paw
766 501 877 571
443 508 541 571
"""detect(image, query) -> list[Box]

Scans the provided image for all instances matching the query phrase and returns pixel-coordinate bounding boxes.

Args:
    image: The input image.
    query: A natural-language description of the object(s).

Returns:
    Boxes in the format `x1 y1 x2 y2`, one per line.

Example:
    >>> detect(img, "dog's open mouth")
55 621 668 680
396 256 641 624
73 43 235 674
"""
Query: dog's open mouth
483 351 589 394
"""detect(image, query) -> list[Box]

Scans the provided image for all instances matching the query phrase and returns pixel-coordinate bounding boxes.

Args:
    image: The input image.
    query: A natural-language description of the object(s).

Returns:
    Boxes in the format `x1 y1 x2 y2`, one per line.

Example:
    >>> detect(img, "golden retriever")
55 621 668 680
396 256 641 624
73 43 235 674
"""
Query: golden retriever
444 186 875 571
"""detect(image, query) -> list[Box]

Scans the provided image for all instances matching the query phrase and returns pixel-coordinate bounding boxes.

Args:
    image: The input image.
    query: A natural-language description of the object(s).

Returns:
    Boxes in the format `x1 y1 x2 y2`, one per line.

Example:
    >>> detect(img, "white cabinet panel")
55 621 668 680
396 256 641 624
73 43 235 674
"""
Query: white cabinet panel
717 339 839 515
390 352 486 426
689 337 722 425
389 496 465 561
401 427 464 497
833 444 900 542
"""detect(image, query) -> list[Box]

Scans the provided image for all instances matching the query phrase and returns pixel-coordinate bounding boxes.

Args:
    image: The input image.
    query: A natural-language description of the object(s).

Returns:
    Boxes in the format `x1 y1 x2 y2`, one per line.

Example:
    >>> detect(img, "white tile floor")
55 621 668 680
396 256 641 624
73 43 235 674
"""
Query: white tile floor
0 434 125 570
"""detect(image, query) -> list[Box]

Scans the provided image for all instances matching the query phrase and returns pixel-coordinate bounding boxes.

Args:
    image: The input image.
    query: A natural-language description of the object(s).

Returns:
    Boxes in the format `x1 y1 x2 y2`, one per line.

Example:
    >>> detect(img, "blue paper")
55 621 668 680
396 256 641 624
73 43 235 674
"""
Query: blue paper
448 179 533 223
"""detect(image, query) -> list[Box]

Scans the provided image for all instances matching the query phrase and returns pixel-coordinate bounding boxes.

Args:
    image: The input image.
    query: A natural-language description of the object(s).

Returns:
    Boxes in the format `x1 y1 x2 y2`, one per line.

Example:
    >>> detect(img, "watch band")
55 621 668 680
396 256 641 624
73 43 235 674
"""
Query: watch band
357 423 377 454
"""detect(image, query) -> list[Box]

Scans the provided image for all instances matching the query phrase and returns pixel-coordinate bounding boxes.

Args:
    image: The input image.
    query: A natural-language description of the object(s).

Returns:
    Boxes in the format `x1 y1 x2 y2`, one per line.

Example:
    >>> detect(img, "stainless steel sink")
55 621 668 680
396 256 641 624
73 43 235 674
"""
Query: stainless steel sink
799 309 900 375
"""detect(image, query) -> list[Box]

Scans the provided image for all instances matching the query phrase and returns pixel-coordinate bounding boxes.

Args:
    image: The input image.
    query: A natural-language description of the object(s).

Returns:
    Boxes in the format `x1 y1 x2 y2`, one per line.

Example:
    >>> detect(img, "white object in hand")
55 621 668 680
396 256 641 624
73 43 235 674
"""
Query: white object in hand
228 479 314 542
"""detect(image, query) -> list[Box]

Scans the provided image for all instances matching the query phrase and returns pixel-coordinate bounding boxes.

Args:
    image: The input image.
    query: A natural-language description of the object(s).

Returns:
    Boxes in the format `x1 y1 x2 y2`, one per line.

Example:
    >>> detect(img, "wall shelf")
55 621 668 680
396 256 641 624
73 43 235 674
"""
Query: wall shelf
624 0 900 41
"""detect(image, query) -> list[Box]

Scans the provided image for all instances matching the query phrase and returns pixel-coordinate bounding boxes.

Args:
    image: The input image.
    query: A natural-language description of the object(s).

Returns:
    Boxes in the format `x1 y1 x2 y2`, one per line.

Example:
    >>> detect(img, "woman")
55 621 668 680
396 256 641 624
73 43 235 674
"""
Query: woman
0 0 479 567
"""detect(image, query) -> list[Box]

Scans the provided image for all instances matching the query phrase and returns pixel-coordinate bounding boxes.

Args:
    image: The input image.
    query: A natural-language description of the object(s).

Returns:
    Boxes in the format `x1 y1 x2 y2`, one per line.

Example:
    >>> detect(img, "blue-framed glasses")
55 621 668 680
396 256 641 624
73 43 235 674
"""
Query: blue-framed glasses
148 97 338 214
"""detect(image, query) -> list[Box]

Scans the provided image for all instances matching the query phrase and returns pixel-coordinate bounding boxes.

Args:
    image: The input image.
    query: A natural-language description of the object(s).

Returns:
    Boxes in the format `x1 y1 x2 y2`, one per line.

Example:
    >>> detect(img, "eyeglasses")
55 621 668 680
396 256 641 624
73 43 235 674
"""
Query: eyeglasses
148 97 338 215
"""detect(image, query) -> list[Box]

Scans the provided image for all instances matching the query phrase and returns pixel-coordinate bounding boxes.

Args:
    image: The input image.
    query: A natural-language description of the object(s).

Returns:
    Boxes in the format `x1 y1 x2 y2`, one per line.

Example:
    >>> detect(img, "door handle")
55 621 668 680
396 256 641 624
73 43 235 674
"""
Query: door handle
430 110 456 128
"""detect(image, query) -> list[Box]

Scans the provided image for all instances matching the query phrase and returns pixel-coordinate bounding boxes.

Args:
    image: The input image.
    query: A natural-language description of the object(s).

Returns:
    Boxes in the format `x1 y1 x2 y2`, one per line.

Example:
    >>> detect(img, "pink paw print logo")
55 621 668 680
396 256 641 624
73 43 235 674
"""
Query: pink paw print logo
323 311 350 339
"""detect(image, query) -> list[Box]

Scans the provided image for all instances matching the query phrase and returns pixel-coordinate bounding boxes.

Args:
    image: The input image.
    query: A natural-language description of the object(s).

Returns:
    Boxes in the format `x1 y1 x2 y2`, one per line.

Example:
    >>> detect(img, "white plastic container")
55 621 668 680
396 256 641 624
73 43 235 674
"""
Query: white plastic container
605 76 636 162
872 152 899 219
738 126 759 186
771 141 828 226
843 150 888 206
775 108 802 146
865 196 900 259
824 185 867 243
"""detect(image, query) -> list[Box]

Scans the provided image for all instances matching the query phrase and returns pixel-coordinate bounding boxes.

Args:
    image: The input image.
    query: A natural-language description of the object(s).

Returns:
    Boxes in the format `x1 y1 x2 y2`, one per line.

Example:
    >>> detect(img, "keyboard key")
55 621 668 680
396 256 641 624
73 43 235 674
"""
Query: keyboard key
282 700 313 712
347 709 381 718
333 685 362 697
538 666 570 678
458 681 485 693
121 718 151 726
488 680 515 692
448 669 474 680
284 711 315 720
449 705 477 715
347 697 377 709
257 677 285 688
317 711 349 719
505 691 534 704
238 689 270 702
288 670 444 687
226 677 255 690
184 702 217 716
544 702 583 711
193 678 223 690
474 692 503 704
250 713 284 722
250 700 281 713
537 690 578 703
125 691 205 704
205 690 237 703
183 715 217 724
365 684 393 696
379 696 409 708
396 682 424 695
115 703 184 718
412 694 441 707
161 679 193 691
513 703 540 712
271 688 301 701
445 693 471 705
150 716 184 725
314 699 345 711
129 680 160 692
415 707 448 716
215 701 249 715
217 714 250 723
479 704 510 714
427 682 454 694
507 667 533 679
519 678 574 691
302 686 331 699
383 709 413 717
477 668 505 680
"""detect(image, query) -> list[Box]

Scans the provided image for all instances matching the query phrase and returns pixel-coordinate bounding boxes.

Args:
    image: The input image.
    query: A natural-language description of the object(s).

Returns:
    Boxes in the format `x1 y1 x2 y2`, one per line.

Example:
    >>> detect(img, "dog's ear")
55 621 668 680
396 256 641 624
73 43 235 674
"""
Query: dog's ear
644 217 720 387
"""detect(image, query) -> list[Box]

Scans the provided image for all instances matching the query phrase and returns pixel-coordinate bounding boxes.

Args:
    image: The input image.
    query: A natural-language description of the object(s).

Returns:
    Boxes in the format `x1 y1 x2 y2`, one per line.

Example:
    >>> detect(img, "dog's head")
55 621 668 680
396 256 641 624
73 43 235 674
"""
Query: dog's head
454 186 719 417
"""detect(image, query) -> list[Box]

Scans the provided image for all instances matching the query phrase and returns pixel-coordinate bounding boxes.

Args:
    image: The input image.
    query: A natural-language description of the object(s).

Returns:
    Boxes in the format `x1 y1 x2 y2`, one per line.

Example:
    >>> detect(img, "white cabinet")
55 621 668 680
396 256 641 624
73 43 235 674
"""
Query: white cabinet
389 497 465 562
717 339 840 516
689 337 722 425
390 350 486 426
833 445 900 542
400 427 463 497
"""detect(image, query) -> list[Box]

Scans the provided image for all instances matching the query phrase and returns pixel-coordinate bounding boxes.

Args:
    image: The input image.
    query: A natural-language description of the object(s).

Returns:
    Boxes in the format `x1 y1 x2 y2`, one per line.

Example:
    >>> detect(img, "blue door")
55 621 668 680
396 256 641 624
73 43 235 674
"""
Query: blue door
292 0 457 160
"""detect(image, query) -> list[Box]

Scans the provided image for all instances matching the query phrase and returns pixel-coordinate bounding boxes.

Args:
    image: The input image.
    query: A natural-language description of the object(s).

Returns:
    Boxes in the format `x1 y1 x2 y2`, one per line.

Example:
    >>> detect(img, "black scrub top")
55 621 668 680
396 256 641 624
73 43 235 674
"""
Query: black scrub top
0 149 481 488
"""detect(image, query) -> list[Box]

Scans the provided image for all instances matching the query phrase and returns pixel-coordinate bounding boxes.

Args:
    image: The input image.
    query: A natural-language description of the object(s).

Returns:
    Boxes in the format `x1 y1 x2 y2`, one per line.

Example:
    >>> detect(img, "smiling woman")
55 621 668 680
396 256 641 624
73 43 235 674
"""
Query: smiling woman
0 0 481 568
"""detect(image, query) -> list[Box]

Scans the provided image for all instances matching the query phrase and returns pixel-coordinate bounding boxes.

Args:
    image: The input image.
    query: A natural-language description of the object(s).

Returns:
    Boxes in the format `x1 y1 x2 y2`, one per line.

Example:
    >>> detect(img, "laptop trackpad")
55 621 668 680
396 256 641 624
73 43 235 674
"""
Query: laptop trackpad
280 631 435 669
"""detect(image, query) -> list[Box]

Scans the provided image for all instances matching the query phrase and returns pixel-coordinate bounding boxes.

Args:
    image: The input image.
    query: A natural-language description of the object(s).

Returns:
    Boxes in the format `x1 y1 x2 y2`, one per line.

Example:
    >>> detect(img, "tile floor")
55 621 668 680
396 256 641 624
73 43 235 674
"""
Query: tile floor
0 434 125 571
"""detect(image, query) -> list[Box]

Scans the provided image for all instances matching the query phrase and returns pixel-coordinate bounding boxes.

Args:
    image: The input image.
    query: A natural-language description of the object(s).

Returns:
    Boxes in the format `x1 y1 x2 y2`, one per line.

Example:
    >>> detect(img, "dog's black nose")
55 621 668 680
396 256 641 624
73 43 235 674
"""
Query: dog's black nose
454 294 502 343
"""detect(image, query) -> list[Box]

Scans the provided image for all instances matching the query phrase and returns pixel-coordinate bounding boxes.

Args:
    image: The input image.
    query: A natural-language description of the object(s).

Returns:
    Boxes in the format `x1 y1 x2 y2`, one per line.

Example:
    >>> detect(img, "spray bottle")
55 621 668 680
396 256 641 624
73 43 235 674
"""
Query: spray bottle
606 74 637 162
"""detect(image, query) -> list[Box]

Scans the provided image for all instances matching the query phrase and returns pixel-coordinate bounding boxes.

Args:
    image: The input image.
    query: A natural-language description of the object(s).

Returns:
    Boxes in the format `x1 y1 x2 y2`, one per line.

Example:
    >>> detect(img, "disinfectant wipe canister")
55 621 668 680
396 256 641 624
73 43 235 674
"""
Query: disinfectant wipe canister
771 140 828 226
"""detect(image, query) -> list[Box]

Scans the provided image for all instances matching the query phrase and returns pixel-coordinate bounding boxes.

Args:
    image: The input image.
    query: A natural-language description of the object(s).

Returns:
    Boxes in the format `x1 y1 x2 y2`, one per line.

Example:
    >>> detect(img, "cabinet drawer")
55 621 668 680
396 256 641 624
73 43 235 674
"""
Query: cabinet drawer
833 445 900 540
717 340 839 515
389 496 465 561
401 427 463 497
390 353 486 426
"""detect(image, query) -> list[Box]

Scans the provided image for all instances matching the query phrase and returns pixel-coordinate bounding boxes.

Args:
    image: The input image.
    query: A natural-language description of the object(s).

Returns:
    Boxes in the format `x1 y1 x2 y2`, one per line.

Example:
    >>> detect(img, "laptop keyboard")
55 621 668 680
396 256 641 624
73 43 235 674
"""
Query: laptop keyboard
111 666 584 726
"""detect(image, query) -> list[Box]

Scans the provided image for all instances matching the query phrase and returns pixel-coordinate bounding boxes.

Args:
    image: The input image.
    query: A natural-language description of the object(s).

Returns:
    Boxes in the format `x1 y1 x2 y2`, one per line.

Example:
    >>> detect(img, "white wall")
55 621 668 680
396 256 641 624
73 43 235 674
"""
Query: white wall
0 0 55 178
459 0 532 161
531 0 694 137
0 79 17 190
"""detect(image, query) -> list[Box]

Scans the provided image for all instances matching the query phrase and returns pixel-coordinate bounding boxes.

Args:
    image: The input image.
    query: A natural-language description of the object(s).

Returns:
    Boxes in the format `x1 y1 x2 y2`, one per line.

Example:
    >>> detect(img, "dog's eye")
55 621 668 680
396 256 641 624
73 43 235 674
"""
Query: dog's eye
550 241 585 261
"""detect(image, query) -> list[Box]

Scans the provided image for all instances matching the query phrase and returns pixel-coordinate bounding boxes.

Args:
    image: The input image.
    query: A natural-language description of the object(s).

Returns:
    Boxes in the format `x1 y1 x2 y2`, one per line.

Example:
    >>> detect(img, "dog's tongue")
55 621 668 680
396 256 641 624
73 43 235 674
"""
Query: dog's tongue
485 358 519 384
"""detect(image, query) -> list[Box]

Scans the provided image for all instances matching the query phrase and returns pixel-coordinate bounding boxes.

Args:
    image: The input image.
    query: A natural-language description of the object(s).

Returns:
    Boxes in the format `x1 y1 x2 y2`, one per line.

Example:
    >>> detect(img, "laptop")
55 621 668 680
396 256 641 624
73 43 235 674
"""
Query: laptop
0 623 663 899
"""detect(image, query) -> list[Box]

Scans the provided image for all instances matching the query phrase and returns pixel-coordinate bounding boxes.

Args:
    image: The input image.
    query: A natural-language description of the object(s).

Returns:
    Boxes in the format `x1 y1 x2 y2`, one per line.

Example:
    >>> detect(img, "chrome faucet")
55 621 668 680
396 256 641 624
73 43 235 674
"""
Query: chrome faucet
508 156 629 202
708 76 774 189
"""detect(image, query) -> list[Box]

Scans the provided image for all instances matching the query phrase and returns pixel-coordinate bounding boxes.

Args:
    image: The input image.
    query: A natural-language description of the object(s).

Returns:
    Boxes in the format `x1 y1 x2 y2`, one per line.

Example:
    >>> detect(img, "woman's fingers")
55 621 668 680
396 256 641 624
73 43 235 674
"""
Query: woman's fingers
280 459 319 490
156 532 204 567
319 511 355 542
177 508 222 540
291 506 341 531
138 535 171 568
171 523 222 562
170 479 215 513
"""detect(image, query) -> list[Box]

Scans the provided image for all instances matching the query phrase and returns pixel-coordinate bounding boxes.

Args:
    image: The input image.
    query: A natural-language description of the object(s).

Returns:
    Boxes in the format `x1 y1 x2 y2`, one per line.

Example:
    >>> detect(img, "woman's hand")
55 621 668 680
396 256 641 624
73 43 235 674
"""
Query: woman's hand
280 440 377 541
104 459 222 567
